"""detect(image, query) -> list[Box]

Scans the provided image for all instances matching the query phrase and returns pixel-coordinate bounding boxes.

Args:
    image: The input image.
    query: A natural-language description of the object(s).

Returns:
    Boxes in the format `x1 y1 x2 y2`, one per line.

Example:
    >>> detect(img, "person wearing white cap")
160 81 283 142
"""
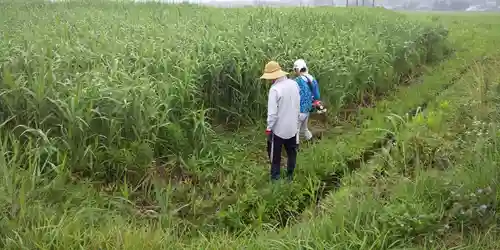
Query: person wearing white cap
260 60 300 182
293 59 323 146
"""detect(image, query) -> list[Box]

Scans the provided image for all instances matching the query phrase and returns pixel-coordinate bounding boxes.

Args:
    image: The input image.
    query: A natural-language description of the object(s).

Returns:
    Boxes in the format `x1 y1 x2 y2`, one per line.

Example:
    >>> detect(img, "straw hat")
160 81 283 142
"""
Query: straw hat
260 61 288 80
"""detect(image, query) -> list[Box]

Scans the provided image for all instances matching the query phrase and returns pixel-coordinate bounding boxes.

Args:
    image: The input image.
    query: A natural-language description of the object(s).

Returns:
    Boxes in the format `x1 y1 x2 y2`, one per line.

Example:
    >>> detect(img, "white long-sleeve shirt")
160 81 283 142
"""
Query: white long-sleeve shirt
266 76 300 139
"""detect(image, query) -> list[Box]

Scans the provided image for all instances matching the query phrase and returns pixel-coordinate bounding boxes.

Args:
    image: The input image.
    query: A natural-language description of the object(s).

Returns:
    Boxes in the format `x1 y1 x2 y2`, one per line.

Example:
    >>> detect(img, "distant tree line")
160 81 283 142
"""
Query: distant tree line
433 0 470 10
400 0 499 11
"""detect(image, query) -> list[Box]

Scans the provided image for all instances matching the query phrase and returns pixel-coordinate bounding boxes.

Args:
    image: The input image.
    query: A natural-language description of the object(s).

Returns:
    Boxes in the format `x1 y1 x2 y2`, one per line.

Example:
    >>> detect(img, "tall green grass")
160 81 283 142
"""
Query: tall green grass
0 2 449 184
1 1 500 248
0 1 456 242
1 43 498 250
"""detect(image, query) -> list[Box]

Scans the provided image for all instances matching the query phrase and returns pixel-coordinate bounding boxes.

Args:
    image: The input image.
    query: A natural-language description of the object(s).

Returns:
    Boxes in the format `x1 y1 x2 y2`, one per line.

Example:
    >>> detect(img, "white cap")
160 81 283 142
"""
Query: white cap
293 59 307 71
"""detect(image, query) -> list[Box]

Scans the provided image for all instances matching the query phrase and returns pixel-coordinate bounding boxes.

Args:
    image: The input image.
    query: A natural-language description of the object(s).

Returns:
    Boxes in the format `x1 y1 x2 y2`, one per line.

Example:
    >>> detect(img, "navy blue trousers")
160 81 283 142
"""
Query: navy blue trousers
267 133 297 181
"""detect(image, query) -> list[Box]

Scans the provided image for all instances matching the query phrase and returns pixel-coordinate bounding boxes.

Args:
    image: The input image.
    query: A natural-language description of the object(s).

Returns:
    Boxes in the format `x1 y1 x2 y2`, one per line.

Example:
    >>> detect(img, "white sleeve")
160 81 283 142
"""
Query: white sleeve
267 88 279 130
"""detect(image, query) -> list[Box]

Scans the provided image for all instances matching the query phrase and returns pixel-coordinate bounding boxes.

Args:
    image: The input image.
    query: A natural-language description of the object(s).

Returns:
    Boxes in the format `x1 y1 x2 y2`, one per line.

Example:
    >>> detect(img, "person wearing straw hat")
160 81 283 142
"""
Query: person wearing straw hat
260 60 300 182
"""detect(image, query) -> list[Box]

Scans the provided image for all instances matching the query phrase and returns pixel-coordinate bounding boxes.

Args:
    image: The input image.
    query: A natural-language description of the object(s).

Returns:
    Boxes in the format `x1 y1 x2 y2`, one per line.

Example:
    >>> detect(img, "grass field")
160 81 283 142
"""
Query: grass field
1 1 500 249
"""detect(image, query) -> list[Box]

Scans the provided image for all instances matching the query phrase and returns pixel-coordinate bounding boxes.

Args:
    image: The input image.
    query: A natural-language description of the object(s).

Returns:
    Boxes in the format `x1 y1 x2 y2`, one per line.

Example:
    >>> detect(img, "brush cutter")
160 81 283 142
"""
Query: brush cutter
312 100 327 114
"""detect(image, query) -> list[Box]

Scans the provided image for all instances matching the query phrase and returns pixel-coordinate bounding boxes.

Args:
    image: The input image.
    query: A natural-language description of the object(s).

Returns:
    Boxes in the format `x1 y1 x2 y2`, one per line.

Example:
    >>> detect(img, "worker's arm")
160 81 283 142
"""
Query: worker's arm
311 78 321 101
267 88 279 131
